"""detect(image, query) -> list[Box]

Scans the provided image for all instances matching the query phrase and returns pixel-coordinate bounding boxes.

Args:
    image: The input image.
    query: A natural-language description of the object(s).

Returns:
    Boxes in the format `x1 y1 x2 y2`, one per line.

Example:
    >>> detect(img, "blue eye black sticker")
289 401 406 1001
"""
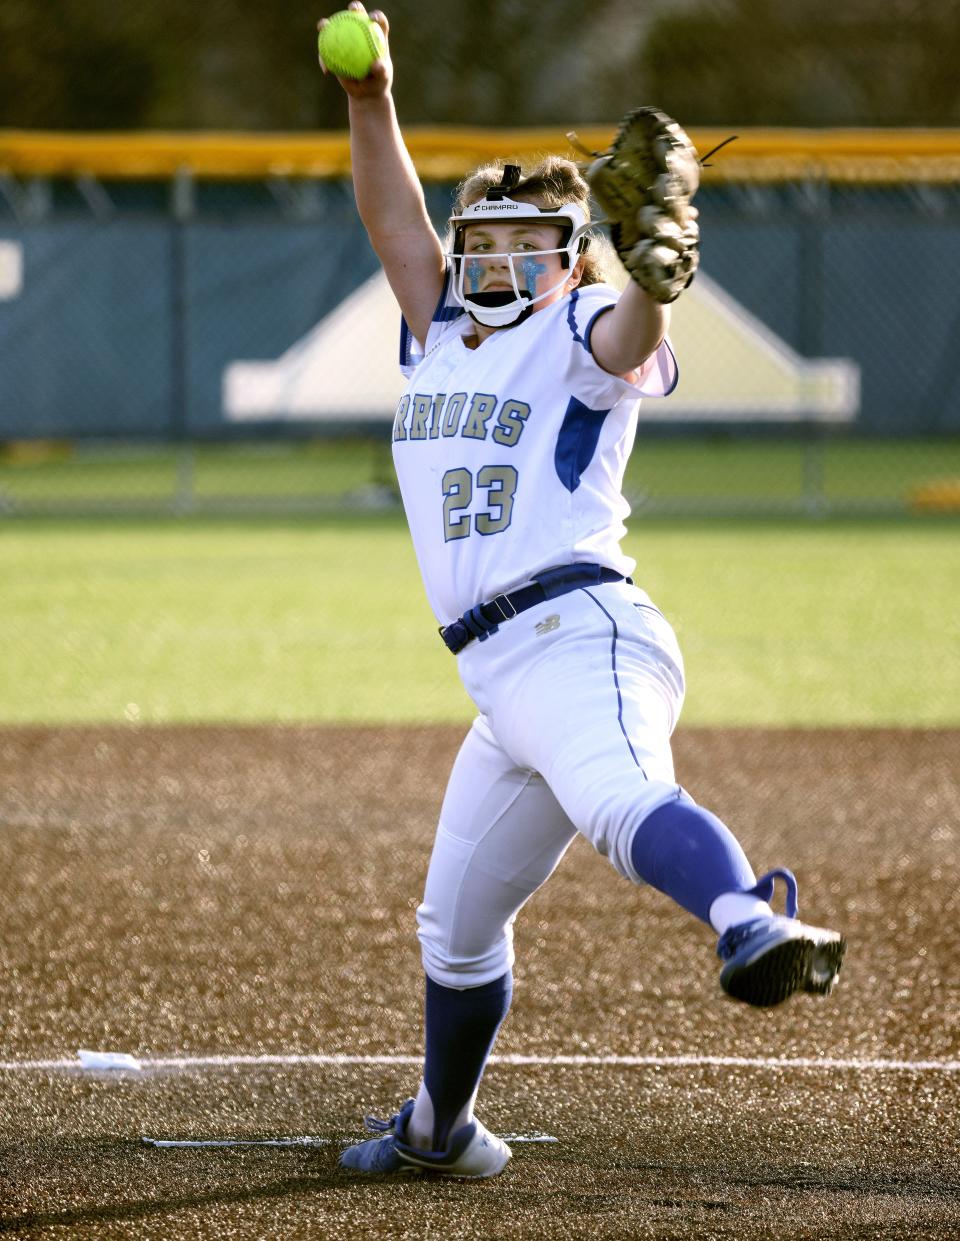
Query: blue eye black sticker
519 256 548 294
466 258 483 293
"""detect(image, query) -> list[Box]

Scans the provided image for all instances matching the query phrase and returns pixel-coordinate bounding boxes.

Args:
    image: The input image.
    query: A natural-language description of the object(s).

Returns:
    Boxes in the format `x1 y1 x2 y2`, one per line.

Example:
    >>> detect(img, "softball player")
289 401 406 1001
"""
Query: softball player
321 4 846 1179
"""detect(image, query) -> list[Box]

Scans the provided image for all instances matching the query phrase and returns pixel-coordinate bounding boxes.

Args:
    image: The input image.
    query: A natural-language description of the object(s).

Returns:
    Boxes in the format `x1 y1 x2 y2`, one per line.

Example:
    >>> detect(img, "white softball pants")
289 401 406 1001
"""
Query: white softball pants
416 580 687 988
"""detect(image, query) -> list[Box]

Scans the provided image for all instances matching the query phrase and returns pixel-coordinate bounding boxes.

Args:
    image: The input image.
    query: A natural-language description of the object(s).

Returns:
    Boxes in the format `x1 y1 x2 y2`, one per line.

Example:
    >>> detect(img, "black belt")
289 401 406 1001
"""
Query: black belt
439 563 630 655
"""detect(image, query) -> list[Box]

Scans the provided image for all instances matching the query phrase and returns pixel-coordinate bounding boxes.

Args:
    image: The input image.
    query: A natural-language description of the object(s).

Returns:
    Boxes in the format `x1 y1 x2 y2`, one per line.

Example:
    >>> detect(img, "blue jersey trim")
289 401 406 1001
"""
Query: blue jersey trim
582 588 647 775
554 395 611 493
583 303 613 356
399 264 462 370
399 316 413 370
653 336 680 397
565 288 586 346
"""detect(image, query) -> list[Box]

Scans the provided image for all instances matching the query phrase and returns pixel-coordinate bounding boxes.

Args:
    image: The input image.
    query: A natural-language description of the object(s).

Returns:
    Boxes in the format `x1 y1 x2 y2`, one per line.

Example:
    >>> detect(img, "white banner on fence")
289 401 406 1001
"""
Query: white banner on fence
0 240 23 300
223 269 859 424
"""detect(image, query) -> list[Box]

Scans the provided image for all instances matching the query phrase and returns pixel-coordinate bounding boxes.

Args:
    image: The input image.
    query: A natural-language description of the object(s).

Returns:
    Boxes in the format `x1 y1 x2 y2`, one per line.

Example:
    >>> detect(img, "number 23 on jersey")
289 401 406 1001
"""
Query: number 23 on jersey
442 465 518 541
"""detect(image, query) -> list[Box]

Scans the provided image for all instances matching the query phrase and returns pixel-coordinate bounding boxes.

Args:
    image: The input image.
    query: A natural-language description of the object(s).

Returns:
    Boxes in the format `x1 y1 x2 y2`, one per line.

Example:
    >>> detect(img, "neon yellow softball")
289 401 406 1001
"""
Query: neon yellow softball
318 11 386 80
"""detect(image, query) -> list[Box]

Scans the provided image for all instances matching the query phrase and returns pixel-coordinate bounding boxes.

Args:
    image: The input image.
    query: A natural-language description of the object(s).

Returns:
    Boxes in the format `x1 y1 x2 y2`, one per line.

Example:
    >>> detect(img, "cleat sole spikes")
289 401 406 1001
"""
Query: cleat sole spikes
719 922 846 1008
722 936 813 1008
804 936 847 995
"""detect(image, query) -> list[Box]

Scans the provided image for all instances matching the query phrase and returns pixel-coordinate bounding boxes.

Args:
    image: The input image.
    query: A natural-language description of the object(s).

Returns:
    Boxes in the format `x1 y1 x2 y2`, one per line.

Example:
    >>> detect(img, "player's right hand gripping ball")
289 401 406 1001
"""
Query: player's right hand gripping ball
318 9 386 80
586 106 701 304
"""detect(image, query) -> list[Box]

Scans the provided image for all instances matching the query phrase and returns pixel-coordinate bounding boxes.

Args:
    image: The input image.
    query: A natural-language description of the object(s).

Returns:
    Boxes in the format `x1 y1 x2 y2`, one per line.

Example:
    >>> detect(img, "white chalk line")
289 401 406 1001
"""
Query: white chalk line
140 1134 558 1149
2 1052 959 1073
143 1136 331 1149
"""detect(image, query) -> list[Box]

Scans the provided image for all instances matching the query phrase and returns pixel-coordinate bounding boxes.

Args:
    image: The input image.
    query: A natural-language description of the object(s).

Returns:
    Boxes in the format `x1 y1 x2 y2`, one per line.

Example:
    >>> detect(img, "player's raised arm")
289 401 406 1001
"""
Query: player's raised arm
318 4 445 345
586 107 701 378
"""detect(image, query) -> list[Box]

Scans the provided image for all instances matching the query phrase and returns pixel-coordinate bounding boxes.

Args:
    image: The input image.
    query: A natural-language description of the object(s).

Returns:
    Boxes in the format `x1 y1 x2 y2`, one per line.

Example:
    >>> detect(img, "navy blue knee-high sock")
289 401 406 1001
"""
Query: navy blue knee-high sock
629 794 756 925
423 971 513 1150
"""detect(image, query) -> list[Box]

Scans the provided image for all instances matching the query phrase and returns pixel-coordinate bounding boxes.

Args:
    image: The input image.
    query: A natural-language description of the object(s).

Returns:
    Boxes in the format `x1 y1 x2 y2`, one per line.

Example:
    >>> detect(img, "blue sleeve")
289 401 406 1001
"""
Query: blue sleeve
399 261 465 377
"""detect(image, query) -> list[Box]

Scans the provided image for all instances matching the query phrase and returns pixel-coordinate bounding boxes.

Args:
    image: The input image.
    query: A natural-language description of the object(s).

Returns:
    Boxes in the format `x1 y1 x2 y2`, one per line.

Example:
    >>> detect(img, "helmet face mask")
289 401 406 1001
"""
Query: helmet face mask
448 194 590 328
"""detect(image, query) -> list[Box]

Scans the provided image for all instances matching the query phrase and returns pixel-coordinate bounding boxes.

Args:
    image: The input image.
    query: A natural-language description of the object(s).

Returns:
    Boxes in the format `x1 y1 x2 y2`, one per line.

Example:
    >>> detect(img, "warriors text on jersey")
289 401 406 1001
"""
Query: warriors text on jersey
394 266 678 625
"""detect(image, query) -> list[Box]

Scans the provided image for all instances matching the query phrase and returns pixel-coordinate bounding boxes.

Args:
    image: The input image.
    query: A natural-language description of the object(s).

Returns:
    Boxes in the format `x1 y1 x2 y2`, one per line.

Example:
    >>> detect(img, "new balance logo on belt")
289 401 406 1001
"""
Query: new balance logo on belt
535 614 561 636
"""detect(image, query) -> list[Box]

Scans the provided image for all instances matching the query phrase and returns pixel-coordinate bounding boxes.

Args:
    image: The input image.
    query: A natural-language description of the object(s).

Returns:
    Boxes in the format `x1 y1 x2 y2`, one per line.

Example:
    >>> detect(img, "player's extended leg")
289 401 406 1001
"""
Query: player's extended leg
340 715 578 1178
627 792 846 1006
481 583 844 1009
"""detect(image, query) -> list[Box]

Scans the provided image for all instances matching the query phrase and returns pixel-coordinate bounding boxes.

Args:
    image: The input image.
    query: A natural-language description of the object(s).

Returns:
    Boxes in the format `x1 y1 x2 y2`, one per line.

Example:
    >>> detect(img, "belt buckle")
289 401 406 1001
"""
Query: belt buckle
489 593 517 622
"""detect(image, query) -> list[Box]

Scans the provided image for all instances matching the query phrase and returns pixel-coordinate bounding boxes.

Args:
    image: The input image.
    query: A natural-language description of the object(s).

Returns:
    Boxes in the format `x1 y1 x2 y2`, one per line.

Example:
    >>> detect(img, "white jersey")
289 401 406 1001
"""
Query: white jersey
393 264 678 625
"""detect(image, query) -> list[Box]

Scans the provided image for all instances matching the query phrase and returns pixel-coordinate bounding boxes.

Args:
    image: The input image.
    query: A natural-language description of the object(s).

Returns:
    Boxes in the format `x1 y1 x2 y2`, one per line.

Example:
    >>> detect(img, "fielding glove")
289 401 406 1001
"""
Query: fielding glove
585 106 701 304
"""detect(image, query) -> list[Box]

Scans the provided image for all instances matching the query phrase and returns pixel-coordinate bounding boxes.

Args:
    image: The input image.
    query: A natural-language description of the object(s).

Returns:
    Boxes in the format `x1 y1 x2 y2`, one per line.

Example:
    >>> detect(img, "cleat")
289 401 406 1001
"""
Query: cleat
718 916 846 1007
716 868 846 1007
339 1098 512 1179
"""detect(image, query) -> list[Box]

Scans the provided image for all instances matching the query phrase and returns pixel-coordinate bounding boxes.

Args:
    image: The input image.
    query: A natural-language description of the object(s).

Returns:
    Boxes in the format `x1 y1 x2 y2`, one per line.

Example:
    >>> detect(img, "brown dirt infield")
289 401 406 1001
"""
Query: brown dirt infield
1 724 958 1238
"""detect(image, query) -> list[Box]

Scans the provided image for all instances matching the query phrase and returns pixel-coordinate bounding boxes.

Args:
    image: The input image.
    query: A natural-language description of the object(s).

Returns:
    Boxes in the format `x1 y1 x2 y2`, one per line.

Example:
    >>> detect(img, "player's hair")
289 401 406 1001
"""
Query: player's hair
452 155 615 286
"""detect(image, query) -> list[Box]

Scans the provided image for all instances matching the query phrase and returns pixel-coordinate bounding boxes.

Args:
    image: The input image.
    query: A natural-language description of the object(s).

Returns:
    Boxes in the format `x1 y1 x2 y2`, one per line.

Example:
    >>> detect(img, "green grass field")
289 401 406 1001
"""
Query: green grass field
3 515 957 726
2 436 960 514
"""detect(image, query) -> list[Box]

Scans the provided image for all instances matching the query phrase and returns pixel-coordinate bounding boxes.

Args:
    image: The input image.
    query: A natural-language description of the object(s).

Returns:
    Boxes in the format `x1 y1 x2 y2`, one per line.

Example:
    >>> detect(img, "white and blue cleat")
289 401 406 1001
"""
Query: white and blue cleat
716 868 846 1008
339 1098 512 1178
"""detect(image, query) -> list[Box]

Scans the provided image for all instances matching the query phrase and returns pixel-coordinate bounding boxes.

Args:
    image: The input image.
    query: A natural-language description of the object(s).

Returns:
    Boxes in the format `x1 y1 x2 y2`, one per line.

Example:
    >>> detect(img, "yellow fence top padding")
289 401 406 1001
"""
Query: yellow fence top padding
3 127 960 183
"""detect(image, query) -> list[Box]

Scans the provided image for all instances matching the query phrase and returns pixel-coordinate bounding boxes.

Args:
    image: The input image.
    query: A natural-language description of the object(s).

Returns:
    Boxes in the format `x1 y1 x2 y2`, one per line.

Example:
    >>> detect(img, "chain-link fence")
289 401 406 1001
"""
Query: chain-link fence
1 134 959 518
